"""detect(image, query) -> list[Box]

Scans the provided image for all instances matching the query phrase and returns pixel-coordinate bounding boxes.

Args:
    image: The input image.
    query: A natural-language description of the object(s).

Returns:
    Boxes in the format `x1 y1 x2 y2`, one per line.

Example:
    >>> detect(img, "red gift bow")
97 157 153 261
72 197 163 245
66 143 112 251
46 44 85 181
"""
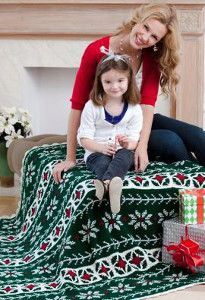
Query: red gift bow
164 226 205 272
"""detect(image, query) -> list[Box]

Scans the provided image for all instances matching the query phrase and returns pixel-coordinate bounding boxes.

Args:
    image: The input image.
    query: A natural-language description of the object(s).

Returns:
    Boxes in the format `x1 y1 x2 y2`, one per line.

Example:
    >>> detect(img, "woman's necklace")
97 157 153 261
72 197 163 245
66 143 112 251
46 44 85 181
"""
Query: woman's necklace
119 36 142 63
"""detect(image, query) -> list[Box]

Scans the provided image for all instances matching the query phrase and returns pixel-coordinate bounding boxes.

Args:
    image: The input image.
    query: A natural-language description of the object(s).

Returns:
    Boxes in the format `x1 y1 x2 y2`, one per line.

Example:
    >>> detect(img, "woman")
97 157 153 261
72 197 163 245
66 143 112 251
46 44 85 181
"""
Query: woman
53 3 205 183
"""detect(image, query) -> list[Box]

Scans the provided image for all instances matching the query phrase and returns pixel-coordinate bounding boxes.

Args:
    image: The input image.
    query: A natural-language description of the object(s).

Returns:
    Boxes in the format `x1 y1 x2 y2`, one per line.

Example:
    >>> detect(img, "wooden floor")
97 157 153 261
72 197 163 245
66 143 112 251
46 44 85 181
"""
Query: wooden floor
0 196 19 217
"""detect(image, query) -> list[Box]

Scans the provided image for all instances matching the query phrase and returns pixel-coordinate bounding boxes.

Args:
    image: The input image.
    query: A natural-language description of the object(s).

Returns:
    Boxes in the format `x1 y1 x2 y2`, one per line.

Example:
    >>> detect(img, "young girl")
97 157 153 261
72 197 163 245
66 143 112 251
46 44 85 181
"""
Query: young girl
77 50 143 214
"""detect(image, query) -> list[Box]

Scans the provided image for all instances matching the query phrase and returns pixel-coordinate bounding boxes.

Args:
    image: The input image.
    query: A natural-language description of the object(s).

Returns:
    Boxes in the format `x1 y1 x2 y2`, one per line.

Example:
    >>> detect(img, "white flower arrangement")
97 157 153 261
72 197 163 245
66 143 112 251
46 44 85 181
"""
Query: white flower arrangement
0 107 32 148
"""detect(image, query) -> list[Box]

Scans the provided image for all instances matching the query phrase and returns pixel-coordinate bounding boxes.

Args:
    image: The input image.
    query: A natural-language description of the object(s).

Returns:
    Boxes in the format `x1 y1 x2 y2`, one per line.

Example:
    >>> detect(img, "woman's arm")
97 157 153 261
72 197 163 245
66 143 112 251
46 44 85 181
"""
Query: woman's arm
53 109 82 183
134 49 160 172
66 109 82 162
134 104 154 172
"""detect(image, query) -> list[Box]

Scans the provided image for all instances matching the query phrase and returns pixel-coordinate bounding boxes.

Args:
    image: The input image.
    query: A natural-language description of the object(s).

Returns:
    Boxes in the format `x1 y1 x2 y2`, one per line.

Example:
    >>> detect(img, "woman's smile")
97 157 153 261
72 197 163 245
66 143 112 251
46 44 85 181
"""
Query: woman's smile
130 18 167 49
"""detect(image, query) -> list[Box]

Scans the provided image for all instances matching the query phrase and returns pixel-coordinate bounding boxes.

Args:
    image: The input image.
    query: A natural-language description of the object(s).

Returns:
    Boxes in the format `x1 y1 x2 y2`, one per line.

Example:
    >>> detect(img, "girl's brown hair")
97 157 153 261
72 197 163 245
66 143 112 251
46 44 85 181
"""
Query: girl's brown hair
115 3 180 103
90 55 140 106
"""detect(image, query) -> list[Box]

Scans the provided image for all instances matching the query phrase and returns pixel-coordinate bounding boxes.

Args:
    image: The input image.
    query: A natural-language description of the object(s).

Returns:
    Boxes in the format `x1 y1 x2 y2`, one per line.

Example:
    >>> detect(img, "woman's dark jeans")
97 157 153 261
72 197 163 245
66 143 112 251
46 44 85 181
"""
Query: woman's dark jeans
86 148 134 180
148 113 205 166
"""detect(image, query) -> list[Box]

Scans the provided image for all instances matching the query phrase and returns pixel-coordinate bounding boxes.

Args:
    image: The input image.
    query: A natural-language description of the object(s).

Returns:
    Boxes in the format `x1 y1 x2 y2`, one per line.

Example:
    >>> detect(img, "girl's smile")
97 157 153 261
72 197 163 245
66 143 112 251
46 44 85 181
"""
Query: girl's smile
101 69 129 101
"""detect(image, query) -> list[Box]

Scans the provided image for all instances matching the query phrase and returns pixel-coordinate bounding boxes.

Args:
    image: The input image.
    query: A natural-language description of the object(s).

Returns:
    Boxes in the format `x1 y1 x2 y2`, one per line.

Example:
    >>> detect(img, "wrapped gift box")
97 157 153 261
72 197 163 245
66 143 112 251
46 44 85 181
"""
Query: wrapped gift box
179 188 205 224
162 218 205 273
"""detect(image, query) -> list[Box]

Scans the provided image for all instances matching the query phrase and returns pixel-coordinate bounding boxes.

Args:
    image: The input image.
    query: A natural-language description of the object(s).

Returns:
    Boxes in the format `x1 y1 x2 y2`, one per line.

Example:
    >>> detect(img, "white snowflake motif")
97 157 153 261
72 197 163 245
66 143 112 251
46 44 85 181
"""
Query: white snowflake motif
158 209 176 224
79 219 99 243
8 245 24 254
110 282 133 294
141 278 161 286
4 270 20 278
25 161 36 185
62 236 75 250
45 197 58 219
33 263 55 275
102 212 123 232
164 271 189 282
78 290 102 299
30 224 43 244
128 210 152 229
8 247 17 254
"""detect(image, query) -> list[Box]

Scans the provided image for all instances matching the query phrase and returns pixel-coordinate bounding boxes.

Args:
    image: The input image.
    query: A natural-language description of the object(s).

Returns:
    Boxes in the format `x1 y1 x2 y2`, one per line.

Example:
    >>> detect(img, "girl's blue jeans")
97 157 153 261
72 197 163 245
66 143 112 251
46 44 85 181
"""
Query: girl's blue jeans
149 113 205 166
86 148 134 180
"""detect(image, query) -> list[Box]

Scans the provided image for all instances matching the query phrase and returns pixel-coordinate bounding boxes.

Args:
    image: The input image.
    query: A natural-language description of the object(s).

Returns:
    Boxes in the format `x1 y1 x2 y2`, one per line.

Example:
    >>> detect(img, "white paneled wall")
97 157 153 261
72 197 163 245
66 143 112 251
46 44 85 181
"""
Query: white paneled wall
22 67 76 135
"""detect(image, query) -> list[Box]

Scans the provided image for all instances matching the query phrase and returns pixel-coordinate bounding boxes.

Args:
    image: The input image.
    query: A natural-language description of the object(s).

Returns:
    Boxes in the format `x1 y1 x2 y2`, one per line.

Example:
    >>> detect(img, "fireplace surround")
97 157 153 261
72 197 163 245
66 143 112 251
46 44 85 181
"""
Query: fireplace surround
0 0 204 131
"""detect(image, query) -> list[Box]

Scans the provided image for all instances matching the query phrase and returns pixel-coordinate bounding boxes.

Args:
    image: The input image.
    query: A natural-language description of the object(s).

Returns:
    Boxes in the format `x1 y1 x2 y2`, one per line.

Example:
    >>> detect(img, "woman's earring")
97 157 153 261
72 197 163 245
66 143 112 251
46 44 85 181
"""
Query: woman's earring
153 44 158 52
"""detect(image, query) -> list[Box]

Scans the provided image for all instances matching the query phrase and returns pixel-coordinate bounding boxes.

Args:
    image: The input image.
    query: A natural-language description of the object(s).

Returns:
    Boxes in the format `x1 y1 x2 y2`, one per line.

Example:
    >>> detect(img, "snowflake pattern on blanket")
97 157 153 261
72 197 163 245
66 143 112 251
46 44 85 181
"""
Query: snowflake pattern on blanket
0 143 205 299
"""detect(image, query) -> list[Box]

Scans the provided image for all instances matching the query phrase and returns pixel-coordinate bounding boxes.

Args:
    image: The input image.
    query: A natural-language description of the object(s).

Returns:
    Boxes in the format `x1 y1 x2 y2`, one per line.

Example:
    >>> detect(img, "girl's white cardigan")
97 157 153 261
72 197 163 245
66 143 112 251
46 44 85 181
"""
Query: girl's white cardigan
77 100 143 161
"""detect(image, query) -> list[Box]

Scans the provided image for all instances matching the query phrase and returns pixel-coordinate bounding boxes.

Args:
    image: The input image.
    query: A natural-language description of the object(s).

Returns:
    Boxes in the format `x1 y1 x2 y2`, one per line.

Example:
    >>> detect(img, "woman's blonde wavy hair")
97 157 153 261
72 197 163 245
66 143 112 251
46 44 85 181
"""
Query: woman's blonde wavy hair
114 3 181 103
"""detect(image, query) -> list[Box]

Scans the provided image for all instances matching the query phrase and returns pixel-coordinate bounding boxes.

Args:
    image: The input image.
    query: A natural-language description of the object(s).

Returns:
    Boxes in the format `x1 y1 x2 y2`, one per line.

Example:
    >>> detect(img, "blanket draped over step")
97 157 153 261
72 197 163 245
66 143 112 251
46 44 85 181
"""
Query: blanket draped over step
0 144 205 300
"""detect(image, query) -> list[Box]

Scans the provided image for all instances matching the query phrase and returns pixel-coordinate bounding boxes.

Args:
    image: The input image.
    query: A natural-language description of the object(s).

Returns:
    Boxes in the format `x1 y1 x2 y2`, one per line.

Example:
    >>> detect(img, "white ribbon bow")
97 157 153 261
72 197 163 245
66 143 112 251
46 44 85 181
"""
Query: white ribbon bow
100 46 129 63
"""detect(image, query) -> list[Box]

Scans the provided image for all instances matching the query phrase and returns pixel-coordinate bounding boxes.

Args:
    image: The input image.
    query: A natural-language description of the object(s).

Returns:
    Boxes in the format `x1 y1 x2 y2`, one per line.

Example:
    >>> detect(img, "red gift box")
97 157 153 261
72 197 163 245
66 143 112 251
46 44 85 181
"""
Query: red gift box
165 227 204 272
162 218 205 273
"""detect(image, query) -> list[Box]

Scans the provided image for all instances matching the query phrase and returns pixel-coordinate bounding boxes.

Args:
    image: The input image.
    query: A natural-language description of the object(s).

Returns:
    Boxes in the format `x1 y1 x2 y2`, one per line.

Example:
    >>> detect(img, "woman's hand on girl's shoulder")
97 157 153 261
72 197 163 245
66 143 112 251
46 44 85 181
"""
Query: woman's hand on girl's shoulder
52 160 76 184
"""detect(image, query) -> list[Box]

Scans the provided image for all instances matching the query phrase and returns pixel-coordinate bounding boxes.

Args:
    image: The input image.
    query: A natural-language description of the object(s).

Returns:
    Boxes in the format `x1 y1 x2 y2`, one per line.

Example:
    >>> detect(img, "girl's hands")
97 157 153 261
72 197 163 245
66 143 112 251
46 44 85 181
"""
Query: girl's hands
100 143 116 156
115 134 129 149
53 160 76 183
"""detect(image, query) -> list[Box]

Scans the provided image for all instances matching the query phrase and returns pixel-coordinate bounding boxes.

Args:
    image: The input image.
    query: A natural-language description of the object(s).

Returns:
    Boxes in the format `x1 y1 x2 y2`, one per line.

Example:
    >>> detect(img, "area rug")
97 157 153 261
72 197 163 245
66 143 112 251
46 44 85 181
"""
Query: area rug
0 143 205 299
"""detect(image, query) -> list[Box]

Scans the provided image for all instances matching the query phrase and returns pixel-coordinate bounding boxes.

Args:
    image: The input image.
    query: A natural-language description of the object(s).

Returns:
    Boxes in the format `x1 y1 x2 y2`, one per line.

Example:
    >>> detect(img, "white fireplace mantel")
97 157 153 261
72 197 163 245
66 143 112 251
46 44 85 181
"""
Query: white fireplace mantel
0 0 204 129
